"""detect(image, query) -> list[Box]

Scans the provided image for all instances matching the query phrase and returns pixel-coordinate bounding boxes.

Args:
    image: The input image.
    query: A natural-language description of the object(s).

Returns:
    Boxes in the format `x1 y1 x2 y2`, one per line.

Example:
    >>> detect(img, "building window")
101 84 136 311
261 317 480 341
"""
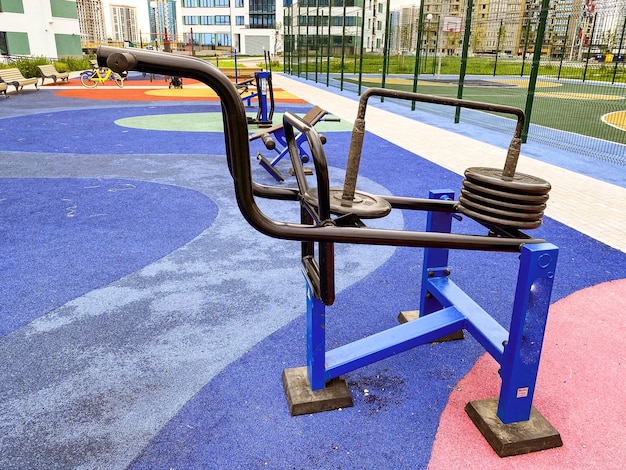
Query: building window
0 32 8 55
249 0 275 29
217 33 231 46
236 15 244 25
0 30 29 55
236 0 244 6
215 15 230 25
51 0 78 19
0 0 24 13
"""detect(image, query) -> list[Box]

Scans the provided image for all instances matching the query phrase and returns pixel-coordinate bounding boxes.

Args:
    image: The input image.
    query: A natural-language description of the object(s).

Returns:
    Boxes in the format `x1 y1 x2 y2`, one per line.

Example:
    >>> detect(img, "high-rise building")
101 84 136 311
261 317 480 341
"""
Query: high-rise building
398 4 419 51
149 0 177 48
110 4 140 43
0 0 82 57
76 0 108 46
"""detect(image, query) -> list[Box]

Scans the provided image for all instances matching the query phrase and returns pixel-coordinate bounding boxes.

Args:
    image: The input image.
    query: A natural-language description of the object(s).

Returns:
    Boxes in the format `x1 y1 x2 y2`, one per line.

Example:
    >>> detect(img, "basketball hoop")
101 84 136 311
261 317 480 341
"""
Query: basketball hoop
443 16 462 33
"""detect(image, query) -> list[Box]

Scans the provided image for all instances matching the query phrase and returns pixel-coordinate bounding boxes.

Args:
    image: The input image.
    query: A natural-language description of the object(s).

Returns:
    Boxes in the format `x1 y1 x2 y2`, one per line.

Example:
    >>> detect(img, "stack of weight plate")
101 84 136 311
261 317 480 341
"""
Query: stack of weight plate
458 167 551 230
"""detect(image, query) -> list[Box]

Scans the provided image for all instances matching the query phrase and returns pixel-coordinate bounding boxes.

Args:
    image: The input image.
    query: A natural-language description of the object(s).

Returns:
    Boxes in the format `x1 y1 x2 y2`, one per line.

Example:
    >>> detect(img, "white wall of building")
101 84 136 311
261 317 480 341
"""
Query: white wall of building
0 1 81 58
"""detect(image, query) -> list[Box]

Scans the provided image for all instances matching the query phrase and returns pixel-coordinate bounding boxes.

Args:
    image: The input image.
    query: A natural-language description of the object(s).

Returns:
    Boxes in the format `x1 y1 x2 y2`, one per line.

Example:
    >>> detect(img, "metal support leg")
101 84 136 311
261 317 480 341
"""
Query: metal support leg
420 190 454 317
306 278 327 390
415 189 464 341
465 242 562 457
497 242 559 423
282 274 353 416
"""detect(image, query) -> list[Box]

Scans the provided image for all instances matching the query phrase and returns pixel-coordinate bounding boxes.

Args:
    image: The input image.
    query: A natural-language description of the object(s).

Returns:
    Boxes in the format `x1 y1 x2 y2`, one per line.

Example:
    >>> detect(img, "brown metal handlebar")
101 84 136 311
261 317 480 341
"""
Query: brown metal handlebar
96 46 539 252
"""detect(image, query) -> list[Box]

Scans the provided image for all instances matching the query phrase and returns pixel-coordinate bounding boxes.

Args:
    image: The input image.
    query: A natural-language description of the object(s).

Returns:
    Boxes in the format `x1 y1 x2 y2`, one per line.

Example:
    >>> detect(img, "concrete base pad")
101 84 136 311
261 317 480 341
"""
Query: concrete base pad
282 367 354 416
465 398 563 457
398 310 465 341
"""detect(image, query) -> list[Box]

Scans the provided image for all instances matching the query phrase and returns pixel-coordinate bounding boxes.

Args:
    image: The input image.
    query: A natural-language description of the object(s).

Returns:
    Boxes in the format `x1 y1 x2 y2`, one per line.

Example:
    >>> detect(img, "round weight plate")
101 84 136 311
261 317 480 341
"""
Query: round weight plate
304 187 392 219
462 179 549 204
458 204 543 230
460 188 546 213
458 195 543 221
465 167 551 195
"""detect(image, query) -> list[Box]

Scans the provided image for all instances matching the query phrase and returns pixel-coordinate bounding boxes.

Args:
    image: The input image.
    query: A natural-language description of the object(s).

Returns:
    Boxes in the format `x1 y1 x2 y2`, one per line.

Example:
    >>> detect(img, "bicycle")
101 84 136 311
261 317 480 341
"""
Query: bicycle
80 67 126 88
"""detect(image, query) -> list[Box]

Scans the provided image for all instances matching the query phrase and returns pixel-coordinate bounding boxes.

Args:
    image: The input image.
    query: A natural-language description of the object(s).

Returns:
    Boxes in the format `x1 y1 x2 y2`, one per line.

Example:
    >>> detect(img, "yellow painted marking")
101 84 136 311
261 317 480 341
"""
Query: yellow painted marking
603 110 626 131
535 91 624 100
488 78 561 88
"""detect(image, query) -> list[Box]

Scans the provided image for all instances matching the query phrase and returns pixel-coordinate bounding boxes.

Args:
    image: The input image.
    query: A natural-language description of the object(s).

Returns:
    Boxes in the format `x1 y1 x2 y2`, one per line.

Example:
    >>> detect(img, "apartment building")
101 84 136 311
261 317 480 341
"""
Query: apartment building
398 3 418 51
0 0 82 58
414 0 626 59
178 0 280 55
283 0 387 58
76 0 107 45
110 4 139 43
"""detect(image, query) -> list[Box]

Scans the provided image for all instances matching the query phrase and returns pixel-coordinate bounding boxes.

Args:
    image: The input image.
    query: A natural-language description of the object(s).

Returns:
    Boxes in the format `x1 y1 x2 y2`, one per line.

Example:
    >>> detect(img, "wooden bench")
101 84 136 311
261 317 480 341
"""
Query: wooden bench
220 67 263 79
37 64 70 86
0 68 39 93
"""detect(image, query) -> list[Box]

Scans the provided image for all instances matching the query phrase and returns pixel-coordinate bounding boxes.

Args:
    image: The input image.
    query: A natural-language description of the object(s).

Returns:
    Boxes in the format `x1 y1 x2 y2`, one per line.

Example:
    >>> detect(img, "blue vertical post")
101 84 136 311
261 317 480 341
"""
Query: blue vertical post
306 277 327 390
497 242 558 423
420 190 455 317
255 71 270 123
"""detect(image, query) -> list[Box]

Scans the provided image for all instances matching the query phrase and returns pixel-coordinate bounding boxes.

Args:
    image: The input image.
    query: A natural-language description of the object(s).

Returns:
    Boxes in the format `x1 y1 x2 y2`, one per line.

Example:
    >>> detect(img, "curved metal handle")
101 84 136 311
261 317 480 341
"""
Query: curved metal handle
95 46 540 252
349 88 525 181
282 111 331 223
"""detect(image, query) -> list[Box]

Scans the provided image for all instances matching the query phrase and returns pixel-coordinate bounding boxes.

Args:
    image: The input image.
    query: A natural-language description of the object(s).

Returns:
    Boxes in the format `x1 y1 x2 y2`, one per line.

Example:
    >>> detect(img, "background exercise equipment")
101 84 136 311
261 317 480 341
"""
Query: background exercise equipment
236 50 275 127
249 105 329 182
97 47 561 458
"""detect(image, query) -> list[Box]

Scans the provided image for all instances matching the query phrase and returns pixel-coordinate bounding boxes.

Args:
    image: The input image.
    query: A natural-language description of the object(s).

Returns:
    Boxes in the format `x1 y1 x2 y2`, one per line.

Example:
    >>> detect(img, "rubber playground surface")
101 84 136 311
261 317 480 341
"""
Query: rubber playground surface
1 73 625 469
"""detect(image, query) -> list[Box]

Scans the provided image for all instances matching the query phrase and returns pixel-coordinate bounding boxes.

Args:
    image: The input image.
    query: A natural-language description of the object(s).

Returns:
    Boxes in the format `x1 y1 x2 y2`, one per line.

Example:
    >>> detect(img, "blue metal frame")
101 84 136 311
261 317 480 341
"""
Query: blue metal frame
260 126 312 173
305 189 558 424
241 71 273 125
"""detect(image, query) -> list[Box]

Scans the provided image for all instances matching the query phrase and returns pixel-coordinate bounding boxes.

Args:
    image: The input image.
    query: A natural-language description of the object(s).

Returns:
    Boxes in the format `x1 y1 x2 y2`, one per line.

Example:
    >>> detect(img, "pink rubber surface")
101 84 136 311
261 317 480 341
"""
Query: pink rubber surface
429 278 626 469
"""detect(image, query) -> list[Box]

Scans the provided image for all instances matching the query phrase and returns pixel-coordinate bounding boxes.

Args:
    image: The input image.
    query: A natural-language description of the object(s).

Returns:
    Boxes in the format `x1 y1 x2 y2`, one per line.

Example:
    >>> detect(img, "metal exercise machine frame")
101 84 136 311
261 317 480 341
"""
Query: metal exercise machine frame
250 105 329 182
97 47 561 457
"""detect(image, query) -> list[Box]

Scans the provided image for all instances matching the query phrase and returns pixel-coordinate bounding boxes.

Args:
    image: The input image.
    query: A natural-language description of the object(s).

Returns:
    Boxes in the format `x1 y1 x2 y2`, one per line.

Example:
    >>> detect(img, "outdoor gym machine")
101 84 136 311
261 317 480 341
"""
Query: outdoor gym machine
235 50 275 127
97 46 562 458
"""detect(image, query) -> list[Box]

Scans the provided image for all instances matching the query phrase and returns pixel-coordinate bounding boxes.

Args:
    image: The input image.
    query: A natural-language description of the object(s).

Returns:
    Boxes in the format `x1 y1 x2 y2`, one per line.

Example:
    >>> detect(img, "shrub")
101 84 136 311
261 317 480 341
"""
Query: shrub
8 56 48 78
60 56 92 71
54 61 69 72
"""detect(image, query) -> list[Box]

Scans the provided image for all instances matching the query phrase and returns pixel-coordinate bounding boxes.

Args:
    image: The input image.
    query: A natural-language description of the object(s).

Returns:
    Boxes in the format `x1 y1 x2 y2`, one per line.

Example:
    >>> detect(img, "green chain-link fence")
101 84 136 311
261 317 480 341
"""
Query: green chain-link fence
283 0 626 165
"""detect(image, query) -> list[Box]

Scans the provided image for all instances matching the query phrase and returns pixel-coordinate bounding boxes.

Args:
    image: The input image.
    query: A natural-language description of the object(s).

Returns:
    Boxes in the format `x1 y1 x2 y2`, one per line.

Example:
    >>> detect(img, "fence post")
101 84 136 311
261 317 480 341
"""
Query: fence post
522 0 550 143
583 16 597 82
411 1 427 110
454 0 474 123
380 0 392 100
326 2 332 87
612 13 626 84
357 0 366 95
340 1 347 90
